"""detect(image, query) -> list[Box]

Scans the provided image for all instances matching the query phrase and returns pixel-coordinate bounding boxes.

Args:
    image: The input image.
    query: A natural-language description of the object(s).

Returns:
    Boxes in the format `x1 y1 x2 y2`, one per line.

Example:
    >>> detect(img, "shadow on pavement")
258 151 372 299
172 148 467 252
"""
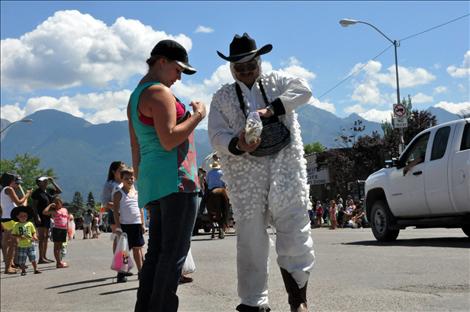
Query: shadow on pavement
46 276 116 289
99 287 138 295
344 237 470 248
57 281 120 294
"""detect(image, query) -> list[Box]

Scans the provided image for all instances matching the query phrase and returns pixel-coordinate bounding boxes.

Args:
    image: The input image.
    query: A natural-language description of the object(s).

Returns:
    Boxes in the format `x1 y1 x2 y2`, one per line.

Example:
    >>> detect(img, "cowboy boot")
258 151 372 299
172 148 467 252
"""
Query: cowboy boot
280 268 309 312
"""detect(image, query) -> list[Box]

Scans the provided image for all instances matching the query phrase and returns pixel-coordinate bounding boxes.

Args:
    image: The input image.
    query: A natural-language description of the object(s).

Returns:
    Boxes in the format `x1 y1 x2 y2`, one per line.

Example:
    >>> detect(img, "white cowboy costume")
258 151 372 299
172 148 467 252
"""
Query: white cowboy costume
208 33 315 311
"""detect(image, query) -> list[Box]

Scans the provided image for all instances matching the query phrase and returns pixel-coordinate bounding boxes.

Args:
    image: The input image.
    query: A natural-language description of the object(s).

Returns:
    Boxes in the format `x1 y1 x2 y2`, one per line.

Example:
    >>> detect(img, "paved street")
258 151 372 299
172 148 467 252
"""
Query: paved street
1 227 469 311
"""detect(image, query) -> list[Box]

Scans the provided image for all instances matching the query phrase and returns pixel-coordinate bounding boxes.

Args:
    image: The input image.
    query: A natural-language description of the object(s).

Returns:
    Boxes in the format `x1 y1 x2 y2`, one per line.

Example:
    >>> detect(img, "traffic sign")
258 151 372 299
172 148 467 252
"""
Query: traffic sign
393 103 406 117
393 116 408 128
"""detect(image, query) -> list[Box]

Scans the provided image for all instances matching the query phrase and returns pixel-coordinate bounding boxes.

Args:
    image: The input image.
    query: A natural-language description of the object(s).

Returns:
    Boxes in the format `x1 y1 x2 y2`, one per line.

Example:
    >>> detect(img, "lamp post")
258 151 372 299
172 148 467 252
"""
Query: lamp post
340 18 405 153
0 118 33 134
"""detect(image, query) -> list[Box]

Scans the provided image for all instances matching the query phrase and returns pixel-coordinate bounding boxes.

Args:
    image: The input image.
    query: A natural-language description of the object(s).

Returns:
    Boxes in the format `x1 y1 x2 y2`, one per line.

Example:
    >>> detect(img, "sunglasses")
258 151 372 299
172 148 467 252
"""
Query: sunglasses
233 59 258 73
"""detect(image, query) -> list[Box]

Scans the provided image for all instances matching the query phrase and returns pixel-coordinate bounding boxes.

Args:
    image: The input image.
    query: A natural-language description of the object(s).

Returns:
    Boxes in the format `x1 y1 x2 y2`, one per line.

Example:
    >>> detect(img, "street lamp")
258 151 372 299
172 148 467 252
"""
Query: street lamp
340 18 405 153
0 118 33 134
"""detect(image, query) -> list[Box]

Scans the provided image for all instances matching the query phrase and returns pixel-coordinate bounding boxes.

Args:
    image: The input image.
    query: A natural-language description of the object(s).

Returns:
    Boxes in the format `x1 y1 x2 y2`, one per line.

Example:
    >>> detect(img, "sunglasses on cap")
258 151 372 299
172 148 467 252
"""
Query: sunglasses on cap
233 59 258 73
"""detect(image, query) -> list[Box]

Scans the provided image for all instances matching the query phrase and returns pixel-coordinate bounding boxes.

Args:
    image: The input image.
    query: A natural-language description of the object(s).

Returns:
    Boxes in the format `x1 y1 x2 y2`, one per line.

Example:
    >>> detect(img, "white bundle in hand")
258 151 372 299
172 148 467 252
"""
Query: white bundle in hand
245 112 263 144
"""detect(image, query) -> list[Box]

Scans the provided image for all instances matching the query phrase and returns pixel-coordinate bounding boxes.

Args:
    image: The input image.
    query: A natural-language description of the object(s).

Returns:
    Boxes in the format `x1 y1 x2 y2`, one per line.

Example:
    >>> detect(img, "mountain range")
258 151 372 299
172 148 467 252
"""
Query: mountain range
0 106 459 201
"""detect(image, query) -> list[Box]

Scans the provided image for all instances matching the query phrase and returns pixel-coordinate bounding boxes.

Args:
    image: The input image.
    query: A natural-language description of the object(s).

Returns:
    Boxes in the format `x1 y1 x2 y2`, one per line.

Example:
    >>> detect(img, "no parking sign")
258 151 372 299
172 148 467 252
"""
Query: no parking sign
393 103 408 128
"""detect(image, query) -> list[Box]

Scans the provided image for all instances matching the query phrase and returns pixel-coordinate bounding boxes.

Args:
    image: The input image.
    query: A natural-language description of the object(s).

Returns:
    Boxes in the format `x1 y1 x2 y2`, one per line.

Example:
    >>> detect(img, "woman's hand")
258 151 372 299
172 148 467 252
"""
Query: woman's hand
237 130 261 153
190 101 206 120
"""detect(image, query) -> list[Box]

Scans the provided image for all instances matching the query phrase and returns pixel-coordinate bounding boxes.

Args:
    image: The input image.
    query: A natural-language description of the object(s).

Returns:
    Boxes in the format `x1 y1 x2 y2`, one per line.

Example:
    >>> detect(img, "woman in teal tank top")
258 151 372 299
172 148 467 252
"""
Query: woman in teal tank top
129 40 206 312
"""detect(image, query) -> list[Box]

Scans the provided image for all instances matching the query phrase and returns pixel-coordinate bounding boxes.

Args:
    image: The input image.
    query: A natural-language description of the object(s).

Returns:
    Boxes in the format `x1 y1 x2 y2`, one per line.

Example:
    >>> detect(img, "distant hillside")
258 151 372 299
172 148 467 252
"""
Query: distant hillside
426 107 461 124
1 118 11 140
0 106 458 201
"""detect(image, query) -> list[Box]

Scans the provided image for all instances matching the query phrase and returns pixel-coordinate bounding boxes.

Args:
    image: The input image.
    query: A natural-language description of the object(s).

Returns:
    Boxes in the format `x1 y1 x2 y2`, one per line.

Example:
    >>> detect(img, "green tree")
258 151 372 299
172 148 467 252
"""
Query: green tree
316 96 438 196
87 192 96 211
334 119 366 148
382 95 436 158
0 153 54 192
304 142 326 155
351 131 386 180
70 191 84 217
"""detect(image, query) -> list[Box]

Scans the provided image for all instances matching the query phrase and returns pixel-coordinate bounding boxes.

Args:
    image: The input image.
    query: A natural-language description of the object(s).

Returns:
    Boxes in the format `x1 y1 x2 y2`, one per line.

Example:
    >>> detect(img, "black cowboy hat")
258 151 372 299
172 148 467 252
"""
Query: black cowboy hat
10 206 34 222
217 33 272 63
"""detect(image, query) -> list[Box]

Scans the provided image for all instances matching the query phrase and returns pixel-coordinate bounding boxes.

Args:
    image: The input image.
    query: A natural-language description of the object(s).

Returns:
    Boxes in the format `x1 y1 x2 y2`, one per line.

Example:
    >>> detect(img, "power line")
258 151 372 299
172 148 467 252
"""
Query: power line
400 13 470 42
313 13 469 104
317 44 393 100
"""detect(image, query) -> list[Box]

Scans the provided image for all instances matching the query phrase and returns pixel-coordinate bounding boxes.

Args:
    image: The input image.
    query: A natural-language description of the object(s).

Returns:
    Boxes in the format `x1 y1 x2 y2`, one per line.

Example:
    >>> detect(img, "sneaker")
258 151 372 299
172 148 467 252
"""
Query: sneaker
123 271 133 277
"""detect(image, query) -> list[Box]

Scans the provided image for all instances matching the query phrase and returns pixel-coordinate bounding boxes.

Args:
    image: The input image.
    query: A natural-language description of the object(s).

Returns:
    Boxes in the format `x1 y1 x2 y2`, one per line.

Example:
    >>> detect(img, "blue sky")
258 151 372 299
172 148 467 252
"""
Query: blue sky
1 1 469 126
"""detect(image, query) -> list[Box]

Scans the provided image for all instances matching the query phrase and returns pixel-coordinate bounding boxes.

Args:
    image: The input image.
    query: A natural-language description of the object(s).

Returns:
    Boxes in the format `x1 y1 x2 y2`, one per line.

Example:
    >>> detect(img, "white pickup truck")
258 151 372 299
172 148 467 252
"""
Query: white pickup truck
365 118 470 241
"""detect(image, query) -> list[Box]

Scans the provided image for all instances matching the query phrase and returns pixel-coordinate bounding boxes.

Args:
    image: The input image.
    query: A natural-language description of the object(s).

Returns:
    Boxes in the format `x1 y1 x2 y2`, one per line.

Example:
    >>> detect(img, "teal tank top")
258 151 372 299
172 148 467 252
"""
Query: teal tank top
129 82 199 207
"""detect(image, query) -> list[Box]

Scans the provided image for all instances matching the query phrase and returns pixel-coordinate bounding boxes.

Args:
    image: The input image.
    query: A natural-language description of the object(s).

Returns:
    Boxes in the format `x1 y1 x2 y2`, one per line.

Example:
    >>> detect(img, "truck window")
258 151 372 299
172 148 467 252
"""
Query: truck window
461 123 470 151
403 132 430 165
431 126 450 160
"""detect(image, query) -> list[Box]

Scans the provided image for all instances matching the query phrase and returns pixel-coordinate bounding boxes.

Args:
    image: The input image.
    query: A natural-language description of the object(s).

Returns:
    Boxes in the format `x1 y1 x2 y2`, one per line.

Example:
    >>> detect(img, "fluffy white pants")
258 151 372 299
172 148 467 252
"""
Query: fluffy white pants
224 147 315 307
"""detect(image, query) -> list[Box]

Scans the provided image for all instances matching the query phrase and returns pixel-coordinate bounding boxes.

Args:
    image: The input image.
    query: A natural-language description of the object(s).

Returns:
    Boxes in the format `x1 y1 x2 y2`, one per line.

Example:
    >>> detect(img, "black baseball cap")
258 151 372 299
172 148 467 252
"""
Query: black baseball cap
150 39 196 75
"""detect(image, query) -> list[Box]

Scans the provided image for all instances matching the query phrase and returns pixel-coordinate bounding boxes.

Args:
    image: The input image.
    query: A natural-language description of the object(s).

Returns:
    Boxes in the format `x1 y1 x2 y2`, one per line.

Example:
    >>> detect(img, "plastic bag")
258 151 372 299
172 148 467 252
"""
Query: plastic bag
68 221 75 240
111 232 134 273
182 248 196 274
244 112 263 144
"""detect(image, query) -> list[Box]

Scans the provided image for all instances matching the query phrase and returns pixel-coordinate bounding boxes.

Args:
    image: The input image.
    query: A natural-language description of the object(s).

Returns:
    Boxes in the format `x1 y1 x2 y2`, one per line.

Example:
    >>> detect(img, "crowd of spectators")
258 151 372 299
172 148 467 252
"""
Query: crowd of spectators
308 194 368 230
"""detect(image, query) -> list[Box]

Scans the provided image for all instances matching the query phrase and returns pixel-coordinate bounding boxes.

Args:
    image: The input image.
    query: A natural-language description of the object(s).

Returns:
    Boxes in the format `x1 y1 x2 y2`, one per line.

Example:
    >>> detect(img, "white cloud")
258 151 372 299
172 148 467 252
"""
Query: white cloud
1 90 131 124
195 25 214 33
0 103 26 122
308 98 336 114
0 10 192 91
359 109 392 123
351 81 382 104
391 66 436 88
344 104 392 123
412 92 433 104
447 50 470 78
278 57 316 82
348 60 435 106
435 101 470 115
344 104 365 114
433 86 447 94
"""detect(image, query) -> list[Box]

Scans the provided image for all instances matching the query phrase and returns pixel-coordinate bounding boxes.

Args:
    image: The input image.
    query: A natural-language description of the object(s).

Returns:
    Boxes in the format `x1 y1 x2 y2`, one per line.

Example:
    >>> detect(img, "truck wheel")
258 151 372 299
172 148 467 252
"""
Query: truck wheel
371 200 399 242
462 226 470 238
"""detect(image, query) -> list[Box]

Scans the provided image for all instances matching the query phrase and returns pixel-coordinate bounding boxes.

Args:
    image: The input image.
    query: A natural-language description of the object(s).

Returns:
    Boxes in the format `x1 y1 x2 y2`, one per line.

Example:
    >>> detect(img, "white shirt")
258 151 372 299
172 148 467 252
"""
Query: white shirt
0 187 17 219
118 188 141 225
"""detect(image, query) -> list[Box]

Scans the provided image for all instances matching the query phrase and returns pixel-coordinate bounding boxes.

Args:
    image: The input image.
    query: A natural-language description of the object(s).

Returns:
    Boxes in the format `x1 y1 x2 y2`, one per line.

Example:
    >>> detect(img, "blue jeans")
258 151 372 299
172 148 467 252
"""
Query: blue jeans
135 192 197 312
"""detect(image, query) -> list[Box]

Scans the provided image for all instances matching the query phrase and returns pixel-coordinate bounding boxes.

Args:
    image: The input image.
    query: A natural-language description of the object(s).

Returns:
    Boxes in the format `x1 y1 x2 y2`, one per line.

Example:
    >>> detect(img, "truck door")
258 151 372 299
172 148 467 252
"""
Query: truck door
450 122 470 213
425 125 452 215
388 132 431 217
